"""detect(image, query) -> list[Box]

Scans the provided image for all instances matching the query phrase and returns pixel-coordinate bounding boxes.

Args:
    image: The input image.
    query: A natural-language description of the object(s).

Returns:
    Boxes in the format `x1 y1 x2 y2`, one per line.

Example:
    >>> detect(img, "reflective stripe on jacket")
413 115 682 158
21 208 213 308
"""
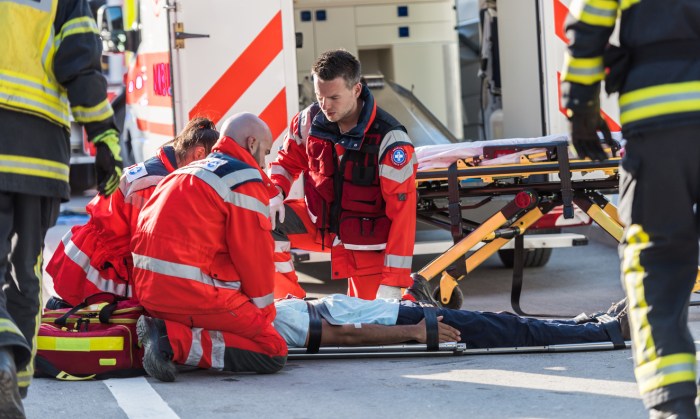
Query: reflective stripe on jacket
132 137 276 321
562 0 700 134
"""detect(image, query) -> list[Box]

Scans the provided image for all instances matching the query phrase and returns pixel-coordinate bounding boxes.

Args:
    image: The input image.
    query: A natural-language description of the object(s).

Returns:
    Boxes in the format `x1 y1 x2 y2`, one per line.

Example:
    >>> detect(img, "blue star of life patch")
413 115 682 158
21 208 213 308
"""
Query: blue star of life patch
125 163 147 182
391 147 407 166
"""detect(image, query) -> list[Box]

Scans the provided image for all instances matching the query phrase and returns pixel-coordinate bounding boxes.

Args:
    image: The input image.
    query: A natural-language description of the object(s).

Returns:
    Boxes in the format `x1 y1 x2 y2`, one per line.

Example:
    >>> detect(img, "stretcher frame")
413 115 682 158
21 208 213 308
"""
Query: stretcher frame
413 141 625 316
287 341 631 359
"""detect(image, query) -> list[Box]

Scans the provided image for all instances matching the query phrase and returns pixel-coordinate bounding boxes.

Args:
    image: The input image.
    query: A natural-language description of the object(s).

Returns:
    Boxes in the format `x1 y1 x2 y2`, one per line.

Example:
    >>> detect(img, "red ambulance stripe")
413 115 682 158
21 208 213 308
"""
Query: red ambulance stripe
553 0 569 44
188 12 284 124
136 118 175 137
258 88 288 140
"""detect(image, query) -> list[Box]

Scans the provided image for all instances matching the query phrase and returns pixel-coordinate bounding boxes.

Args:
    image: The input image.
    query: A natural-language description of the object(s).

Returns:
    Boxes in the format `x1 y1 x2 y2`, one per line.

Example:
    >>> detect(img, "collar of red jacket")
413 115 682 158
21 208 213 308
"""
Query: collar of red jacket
157 145 178 172
211 136 278 198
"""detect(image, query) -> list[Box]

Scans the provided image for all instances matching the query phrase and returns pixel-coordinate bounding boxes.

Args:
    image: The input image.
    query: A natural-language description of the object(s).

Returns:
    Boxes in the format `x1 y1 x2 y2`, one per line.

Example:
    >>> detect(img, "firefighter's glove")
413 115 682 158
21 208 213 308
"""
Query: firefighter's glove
270 192 285 230
567 107 615 162
93 129 123 196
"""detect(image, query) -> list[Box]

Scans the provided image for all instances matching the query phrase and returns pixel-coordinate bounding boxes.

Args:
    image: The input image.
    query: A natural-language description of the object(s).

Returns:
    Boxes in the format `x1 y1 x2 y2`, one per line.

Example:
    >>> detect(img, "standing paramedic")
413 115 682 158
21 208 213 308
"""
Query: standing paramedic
132 113 287 382
46 118 219 307
561 1 700 417
269 49 418 300
0 0 122 414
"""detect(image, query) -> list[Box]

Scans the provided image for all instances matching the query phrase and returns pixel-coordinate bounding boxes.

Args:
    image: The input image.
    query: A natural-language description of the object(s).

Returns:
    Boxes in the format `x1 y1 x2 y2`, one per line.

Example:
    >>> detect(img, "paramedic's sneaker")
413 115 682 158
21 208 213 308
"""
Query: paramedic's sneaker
404 276 440 307
137 316 177 382
45 296 72 310
0 348 24 419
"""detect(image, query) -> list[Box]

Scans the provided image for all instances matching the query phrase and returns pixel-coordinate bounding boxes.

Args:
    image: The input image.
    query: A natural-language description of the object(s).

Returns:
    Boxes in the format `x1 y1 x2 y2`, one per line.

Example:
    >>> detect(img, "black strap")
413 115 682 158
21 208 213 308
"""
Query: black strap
422 307 439 351
306 303 322 354
54 292 122 326
598 314 626 349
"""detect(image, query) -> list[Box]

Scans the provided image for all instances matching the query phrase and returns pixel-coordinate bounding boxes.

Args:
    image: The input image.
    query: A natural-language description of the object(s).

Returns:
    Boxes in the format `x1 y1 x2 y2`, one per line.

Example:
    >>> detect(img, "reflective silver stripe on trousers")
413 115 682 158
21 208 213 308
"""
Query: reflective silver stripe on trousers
210 330 226 370
178 167 269 218
251 293 274 309
185 328 204 366
274 241 291 253
379 154 417 183
384 254 412 270
132 254 241 291
635 359 696 384
274 260 295 274
61 230 132 297
343 243 387 251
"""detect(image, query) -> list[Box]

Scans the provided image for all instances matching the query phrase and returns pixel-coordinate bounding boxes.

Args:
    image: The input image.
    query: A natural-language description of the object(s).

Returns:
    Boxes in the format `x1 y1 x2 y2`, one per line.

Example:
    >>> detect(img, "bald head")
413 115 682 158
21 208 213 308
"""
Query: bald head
220 112 273 169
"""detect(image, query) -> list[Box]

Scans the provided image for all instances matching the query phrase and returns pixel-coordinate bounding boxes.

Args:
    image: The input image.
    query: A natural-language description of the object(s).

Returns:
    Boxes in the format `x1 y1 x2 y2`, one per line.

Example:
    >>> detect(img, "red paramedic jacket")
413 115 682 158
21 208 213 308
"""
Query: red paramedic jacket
131 137 277 321
46 146 178 305
269 86 417 287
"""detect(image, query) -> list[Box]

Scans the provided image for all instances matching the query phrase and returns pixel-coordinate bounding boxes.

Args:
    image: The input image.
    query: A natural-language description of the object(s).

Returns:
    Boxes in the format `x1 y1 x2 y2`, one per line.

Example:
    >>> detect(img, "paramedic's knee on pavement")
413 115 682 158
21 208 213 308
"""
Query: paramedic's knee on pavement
269 49 418 300
562 1 700 417
132 112 287 382
47 118 219 307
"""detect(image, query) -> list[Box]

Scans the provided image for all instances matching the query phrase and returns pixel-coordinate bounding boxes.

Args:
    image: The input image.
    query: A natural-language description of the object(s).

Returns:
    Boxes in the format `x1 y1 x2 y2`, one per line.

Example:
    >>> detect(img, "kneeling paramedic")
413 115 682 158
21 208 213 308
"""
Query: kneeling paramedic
47 118 219 306
133 113 287 381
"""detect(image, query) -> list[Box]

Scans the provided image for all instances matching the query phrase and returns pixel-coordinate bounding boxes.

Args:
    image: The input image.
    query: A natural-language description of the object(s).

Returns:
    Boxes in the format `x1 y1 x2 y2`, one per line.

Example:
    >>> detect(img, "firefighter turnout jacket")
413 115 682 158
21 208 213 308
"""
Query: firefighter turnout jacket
47 146 179 305
0 0 117 200
132 137 276 321
561 0 700 136
270 85 417 287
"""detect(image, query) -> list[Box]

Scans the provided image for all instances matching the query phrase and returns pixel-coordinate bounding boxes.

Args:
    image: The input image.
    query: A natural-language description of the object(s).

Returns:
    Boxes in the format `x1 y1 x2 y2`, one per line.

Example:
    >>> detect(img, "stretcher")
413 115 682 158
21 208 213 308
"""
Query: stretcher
411 136 624 316
287 341 631 359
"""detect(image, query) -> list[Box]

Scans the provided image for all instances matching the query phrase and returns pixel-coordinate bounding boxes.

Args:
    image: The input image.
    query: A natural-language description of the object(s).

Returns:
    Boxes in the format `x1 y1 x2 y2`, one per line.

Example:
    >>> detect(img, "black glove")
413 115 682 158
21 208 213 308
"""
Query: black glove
93 130 123 196
568 106 615 162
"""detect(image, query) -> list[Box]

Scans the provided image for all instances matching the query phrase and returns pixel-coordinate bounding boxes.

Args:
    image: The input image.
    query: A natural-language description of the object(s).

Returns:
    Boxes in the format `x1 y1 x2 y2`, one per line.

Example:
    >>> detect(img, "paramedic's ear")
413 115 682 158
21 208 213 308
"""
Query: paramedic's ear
246 136 258 155
193 145 206 161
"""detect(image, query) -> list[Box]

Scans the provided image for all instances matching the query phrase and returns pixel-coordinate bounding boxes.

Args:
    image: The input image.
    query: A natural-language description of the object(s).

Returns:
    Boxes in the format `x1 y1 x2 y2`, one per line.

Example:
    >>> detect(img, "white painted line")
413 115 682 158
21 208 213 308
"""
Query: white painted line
104 377 179 419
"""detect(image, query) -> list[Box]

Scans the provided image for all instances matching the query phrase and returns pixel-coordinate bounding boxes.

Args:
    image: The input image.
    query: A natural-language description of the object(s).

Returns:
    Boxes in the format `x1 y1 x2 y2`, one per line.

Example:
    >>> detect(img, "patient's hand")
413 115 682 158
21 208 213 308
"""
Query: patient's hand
414 316 461 343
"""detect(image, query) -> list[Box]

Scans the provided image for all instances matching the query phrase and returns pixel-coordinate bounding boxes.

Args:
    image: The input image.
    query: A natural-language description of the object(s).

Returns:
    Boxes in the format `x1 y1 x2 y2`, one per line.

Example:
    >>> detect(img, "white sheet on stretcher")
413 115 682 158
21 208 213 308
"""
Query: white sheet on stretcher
415 134 572 170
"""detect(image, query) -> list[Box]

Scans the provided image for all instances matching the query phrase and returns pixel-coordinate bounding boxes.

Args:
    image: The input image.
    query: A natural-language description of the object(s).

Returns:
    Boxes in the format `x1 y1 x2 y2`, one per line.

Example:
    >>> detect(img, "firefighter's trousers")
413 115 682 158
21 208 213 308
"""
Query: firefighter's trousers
618 123 700 409
0 192 59 393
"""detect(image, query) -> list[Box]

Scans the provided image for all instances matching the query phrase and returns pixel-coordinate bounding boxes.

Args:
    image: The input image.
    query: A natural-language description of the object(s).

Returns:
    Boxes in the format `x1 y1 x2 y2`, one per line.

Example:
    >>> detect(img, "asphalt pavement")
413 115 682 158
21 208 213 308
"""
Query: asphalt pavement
23 193 700 419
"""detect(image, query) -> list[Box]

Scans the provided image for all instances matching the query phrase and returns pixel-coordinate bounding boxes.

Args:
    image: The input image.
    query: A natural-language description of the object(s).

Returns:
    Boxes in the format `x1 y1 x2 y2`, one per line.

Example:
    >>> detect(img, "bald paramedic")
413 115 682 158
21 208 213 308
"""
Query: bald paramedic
47 118 219 306
269 49 418 301
133 113 286 382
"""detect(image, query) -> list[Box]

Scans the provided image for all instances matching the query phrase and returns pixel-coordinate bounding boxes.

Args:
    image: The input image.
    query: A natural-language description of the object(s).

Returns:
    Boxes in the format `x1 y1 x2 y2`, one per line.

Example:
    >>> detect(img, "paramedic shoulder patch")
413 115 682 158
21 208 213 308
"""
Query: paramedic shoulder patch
125 163 148 182
194 157 228 172
390 147 408 167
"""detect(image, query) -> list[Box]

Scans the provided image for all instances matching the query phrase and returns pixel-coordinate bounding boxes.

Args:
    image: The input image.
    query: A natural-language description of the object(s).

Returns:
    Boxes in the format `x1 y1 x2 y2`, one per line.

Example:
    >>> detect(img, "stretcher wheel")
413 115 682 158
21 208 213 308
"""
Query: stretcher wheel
498 247 552 268
432 286 463 310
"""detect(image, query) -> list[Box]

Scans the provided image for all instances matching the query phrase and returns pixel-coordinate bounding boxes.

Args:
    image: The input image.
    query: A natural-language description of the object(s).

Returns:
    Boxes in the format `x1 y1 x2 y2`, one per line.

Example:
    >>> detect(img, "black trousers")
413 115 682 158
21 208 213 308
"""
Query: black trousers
618 123 700 409
396 303 610 348
0 192 59 391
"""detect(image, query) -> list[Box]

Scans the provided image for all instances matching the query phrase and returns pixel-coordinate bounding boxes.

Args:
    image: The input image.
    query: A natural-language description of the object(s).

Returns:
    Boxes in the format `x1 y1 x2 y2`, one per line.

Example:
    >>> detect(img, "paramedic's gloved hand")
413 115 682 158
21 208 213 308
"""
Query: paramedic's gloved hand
567 106 615 162
93 129 123 196
270 190 285 230
376 285 403 300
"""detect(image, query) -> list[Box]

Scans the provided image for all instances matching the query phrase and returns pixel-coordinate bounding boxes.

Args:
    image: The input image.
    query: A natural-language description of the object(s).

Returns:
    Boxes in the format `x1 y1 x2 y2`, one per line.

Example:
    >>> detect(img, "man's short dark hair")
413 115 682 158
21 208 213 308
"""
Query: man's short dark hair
311 49 361 89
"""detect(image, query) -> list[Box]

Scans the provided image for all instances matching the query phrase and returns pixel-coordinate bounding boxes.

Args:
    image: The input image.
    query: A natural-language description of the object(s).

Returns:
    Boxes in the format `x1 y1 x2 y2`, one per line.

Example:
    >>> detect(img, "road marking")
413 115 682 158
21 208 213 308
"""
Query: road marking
104 377 179 418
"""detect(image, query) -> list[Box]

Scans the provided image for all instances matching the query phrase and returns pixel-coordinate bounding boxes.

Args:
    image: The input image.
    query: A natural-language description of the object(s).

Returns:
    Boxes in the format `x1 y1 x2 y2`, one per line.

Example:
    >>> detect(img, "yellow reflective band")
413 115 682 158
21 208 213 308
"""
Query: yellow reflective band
55 16 98 43
562 55 605 85
574 0 618 27
72 98 114 123
0 154 69 182
99 358 117 366
37 336 125 352
57 371 96 381
620 0 640 11
635 353 697 394
620 81 700 125
622 225 654 363
0 321 22 336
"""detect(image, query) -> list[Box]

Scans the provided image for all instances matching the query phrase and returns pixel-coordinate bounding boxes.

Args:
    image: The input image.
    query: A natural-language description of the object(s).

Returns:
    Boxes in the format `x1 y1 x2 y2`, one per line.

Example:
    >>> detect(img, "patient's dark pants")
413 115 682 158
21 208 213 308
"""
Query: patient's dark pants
395 303 610 348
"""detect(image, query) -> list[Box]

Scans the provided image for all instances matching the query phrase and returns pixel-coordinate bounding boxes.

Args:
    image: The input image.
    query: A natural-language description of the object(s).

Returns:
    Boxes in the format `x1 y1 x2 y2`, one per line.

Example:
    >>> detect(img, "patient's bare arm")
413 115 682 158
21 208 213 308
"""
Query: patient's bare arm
317 316 461 347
